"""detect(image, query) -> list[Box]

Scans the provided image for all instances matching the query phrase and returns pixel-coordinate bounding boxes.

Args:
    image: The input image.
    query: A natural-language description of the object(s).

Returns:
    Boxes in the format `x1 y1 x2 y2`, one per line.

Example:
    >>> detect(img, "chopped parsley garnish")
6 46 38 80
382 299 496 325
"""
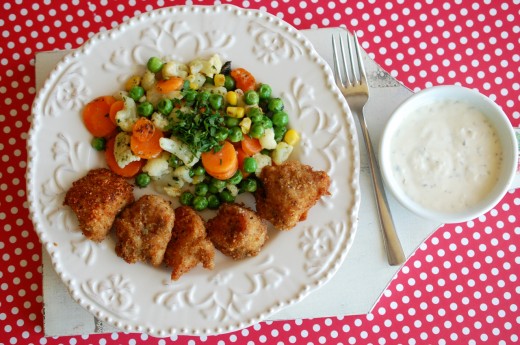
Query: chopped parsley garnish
169 108 224 155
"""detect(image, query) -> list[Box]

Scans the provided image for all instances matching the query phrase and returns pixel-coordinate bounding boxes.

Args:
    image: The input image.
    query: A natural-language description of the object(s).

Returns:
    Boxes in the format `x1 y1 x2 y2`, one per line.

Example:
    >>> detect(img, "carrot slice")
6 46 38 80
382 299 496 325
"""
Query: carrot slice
230 68 256 91
201 141 238 178
241 135 263 156
156 77 184 94
83 96 117 137
105 136 143 178
207 158 238 180
130 127 163 159
109 100 125 126
132 117 155 142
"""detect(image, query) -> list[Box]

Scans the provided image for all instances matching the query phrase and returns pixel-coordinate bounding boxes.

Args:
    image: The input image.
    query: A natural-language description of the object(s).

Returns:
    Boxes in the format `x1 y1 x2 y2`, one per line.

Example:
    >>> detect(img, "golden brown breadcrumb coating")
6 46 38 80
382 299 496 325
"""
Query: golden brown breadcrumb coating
254 160 331 230
63 168 134 242
206 203 268 260
163 206 215 280
114 195 175 267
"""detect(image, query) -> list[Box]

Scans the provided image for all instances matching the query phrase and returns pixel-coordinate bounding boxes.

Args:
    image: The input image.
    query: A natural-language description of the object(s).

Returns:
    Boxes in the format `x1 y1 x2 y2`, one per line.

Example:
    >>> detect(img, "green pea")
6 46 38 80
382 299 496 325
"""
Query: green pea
261 116 273 129
268 97 284 112
211 178 227 190
135 172 151 188
243 157 258 174
224 116 239 128
193 196 209 211
249 123 265 139
219 190 235 203
272 111 289 127
168 155 184 168
128 85 145 101
180 191 194 206
227 170 243 185
147 57 163 73
228 126 243 142
240 178 258 193
208 184 220 194
157 98 173 115
257 84 272 99
248 107 263 119
183 90 197 103
274 125 288 142
195 183 209 196
192 165 206 176
137 101 154 117
207 194 221 209
244 90 259 105
91 137 106 151
214 127 229 141
197 91 210 104
209 94 223 110
224 75 235 91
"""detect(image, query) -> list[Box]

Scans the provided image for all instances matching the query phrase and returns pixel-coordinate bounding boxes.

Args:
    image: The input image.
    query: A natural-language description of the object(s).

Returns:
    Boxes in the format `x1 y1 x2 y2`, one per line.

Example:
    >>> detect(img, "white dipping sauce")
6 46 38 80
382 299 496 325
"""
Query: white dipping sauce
389 99 503 213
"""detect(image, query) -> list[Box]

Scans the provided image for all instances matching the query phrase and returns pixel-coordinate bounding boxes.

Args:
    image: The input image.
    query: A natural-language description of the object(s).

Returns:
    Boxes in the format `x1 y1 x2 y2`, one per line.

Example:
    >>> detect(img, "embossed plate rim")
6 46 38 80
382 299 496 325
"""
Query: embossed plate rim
27 4 361 336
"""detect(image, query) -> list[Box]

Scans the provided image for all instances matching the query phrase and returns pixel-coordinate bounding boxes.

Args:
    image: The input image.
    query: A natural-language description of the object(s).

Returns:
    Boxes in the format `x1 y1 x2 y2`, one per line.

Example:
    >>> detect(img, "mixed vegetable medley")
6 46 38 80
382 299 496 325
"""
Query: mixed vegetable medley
82 54 300 211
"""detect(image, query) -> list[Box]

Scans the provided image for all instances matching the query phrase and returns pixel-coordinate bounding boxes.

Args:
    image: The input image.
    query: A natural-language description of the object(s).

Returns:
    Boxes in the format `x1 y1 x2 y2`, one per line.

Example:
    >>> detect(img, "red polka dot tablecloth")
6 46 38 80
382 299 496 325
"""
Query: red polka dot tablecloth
1 0 519 344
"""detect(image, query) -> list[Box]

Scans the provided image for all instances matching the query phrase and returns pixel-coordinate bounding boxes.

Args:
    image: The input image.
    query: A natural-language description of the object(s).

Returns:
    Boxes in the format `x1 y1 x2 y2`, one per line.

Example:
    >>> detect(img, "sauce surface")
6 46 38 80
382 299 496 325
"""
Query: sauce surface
390 100 503 213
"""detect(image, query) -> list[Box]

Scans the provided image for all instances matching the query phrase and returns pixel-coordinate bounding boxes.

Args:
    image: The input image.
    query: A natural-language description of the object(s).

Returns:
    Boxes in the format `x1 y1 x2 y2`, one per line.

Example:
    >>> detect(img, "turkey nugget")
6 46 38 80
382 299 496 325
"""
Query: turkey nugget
114 195 175 266
207 203 268 260
63 168 134 242
163 206 215 280
254 160 331 230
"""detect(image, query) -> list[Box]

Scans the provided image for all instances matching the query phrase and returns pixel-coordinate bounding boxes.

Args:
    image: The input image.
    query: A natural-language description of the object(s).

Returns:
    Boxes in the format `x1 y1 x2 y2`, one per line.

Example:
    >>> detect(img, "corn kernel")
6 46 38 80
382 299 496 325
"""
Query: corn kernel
214 74 226 87
239 117 252 134
283 129 300 146
226 106 245 118
125 75 141 91
226 91 238 105
189 81 199 90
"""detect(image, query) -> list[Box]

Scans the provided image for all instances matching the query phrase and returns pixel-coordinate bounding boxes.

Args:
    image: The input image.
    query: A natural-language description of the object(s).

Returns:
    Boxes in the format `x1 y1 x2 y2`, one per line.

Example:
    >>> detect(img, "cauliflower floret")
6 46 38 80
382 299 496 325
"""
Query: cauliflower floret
159 137 199 167
141 70 156 91
113 90 128 101
113 132 141 168
186 73 206 90
151 112 170 131
115 96 138 132
271 142 294 165
188 54 222 78
162 60 189 79
163 178 185 198
252 153 272 177
142 152 170 178
259 127 277 150
146 88 182 107
200 84 227 97
172 166 193 184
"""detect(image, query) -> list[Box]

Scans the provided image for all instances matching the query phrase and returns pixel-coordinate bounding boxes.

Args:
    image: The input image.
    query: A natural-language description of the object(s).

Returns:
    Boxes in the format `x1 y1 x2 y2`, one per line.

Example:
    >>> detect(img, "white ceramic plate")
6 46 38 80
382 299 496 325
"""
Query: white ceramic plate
27 5 360 336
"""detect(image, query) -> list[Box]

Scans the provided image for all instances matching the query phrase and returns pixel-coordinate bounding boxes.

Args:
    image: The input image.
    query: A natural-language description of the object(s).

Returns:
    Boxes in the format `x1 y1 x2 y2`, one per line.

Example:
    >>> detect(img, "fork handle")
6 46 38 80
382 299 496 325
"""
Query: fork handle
357 111 406 266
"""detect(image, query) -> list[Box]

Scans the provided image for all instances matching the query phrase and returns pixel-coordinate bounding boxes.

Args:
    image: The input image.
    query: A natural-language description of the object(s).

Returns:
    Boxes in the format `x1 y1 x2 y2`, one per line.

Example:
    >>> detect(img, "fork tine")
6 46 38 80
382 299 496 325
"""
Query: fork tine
346 32 358 85
331 36 342 86
352 31 367 85
339 34 352 87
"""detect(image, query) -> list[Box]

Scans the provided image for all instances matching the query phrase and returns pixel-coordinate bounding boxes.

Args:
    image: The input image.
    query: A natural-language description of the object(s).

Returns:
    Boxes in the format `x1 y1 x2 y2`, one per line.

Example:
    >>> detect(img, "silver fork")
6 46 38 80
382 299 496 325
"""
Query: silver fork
332 31 405 266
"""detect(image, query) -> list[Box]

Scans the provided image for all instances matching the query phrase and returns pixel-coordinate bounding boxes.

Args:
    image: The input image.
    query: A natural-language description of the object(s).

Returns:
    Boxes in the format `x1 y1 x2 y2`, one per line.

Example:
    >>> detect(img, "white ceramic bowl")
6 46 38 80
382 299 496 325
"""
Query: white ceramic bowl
379 85 518 223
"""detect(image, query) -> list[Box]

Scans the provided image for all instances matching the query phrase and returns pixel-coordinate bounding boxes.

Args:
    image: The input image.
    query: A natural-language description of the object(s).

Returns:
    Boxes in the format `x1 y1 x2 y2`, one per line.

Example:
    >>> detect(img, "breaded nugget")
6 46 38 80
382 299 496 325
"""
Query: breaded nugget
114 195 175 266
206 203 268 260
63 168 134 242
163 206 215 280
254 160 331 230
